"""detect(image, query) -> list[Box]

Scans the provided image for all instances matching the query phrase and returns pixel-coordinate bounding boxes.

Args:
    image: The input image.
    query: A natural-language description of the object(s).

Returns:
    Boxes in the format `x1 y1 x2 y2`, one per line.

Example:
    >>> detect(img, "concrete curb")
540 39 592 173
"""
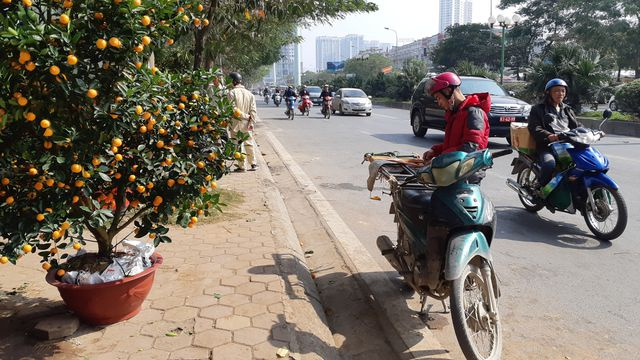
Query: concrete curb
254 141 341 359
372 99 640 138
264 132 451 359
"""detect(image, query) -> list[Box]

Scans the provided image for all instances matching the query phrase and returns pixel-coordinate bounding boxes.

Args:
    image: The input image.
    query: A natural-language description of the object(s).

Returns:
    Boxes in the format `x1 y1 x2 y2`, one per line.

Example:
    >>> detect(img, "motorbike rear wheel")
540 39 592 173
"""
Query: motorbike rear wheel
516 167 544 212
583 185 627 240
450 260 502 360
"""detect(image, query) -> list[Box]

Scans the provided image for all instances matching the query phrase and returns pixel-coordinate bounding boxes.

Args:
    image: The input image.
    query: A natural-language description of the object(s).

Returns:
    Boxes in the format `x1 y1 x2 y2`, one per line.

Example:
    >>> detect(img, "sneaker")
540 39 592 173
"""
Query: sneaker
248 164 258 171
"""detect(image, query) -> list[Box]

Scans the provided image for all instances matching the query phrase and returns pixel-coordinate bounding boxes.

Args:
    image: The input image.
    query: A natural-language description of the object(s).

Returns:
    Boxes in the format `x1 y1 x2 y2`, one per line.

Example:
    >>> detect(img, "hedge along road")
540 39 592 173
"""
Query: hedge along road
256 102 640 359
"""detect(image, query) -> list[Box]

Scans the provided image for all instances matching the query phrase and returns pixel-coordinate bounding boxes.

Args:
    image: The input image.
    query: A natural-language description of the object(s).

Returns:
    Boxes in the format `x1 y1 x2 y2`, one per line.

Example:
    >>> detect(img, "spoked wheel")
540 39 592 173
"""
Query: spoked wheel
583 185 627 240
516 167 544 212
450 260 502 360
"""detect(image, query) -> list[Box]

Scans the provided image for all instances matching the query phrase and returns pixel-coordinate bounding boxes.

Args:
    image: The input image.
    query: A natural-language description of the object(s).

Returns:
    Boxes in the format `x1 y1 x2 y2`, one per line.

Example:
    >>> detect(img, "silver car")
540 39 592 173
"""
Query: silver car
332 88 372 116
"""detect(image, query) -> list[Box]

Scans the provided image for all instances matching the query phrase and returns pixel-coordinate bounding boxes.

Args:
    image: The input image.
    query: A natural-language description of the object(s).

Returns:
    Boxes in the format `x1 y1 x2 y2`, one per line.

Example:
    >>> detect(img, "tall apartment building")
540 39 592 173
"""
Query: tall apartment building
263 43 296 86
315 36 341 71
439 0 473 33
340 34 364 61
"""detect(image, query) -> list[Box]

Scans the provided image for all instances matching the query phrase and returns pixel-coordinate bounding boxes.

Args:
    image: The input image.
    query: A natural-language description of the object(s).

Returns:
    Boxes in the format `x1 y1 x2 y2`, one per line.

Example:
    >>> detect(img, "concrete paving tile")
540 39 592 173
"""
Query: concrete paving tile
190 243 214 252
183 256 211 265
267 280 284 292
171 285 204 298
225 247 249 256
210 254 238 264
250 246 273 254
153 333 193 351
71 325 105 345
199 305 233 320
163 306 199 322
127 308 165 325
112 334 154 353
234 302 268 318
81 351 130 360
199 248 228 257
192 328 232 348
185 294 218 308
235 281 266 296
128 348 170 360
161 257 186 268
140 320 180 337
216 315 251 331
222 260 251 271
250 259 277 268
150 296 185 310
194 262 223 273
249 274 281 284
238 241 259 249
147 284 175 300
252 340 289 360
252 290 282 306
220 275 249 287
203 285 234 296
102 322 142 340
193 317 214 332
211 343 252 360
236 252 265 261
169 346 211 359
251 312 280 330
233 327 271 346
218 293 250 307
267 302 285 315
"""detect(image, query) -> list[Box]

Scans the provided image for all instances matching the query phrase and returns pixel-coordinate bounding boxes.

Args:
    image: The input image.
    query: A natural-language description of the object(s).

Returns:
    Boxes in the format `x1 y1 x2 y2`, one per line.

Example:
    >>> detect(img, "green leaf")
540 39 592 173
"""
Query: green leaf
98 173 112 182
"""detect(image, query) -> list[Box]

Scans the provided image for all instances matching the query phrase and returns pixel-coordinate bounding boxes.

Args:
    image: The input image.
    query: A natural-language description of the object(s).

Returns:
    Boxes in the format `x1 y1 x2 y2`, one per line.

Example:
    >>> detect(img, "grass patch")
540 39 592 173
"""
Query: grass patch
579 111 638 122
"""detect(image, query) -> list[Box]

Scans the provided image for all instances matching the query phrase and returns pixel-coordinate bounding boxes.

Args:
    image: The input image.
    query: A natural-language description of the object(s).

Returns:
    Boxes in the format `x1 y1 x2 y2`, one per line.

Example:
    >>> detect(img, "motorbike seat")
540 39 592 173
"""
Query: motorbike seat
398 187 432 217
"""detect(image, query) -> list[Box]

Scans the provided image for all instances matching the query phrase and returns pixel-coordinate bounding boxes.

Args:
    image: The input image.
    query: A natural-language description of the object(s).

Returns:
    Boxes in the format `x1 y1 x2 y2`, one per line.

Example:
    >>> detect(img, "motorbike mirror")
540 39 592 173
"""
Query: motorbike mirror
602 108 612 119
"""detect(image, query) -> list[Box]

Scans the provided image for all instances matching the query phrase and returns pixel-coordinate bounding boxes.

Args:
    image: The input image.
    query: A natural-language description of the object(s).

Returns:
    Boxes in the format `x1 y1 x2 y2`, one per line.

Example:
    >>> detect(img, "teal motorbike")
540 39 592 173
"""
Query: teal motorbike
365 148 512 360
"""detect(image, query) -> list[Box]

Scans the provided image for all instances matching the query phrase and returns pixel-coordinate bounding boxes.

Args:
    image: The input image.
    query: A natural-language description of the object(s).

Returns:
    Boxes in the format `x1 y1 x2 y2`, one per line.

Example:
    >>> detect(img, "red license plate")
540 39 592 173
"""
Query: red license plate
500 116 516 122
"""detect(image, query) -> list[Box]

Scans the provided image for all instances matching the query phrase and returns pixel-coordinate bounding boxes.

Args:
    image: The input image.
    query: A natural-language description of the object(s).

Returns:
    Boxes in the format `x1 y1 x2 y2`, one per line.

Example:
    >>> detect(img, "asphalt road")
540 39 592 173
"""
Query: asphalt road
256 102 640 359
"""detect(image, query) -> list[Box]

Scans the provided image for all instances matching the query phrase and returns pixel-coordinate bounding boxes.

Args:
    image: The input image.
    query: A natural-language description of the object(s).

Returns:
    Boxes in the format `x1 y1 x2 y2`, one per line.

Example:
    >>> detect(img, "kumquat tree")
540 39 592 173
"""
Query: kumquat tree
0 0 240 273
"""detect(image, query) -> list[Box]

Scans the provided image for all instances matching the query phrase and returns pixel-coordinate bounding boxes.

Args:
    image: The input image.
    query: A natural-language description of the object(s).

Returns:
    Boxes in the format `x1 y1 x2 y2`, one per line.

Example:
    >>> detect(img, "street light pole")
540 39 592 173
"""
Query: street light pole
488 14 520 84
384 27 398 68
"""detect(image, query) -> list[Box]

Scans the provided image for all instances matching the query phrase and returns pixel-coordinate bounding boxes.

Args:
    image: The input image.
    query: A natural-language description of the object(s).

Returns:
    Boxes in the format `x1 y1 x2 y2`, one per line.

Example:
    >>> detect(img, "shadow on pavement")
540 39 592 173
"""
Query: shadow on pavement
496 206 613 250
0 290 72 360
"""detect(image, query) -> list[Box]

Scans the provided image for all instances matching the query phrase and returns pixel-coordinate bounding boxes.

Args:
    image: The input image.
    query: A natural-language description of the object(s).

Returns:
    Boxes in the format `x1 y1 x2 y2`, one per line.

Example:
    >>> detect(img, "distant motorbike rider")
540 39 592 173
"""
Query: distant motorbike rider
320 84 332 99
262 87 270 97
298 85 310 100
271 87 281 101
528 78 582 187
422 72 490 172
283 85 298 112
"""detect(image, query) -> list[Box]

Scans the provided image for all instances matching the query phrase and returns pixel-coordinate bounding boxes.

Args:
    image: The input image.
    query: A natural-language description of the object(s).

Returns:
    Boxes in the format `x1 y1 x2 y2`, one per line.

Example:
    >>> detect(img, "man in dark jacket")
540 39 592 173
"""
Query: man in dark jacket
422 72 491 163
528 78 581 186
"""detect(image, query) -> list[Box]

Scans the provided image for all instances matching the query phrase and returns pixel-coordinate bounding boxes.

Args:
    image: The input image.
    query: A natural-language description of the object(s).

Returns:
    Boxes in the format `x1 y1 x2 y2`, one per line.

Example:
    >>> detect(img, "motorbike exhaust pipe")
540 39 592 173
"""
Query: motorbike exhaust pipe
506 178 534 201
376 235 403 272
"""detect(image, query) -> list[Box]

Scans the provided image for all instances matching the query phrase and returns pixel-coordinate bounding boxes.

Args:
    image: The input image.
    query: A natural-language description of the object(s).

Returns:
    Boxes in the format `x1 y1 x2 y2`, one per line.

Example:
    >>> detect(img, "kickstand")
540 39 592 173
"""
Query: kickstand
441 299 449 314
418 294 434 321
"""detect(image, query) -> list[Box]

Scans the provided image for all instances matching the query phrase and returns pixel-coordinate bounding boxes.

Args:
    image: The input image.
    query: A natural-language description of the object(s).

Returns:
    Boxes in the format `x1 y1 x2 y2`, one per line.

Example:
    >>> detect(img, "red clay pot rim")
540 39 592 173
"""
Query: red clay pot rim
46 252 163 290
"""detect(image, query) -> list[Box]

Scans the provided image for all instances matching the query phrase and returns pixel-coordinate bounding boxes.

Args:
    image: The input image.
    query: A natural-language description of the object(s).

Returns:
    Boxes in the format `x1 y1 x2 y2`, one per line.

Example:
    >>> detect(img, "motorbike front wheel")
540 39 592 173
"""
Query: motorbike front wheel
450 260 502 360
516 167 544 212
583 185 627 240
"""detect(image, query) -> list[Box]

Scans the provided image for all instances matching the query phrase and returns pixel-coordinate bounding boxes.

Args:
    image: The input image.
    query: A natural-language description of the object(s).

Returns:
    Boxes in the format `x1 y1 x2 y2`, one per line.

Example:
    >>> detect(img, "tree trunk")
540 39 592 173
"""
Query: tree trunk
193 30 205 70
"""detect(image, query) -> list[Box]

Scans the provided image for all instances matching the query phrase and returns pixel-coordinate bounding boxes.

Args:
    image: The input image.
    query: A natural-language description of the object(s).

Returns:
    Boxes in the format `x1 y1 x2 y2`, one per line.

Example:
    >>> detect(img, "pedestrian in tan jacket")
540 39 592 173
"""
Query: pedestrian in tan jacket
227 72 258 171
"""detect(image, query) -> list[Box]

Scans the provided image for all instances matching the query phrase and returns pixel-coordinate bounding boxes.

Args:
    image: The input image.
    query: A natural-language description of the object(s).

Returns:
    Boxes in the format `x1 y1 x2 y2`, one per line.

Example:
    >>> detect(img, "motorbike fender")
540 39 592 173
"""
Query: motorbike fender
583 172 619 190
444 231 491 281
510 155 534 175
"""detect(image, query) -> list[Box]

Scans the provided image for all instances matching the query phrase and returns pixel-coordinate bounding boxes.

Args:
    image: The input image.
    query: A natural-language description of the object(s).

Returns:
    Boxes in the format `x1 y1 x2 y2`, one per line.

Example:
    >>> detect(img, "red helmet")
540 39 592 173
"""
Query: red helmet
426 72 461 96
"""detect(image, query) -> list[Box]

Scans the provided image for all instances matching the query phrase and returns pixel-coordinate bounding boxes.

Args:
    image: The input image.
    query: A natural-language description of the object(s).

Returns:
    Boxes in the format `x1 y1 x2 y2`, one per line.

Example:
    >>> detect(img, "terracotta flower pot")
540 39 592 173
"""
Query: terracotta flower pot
46 252 163 325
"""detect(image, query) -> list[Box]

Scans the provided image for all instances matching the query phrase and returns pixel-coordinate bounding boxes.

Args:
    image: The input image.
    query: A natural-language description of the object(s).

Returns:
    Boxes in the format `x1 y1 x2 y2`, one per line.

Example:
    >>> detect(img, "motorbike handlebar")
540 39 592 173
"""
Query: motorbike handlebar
491 148 513 159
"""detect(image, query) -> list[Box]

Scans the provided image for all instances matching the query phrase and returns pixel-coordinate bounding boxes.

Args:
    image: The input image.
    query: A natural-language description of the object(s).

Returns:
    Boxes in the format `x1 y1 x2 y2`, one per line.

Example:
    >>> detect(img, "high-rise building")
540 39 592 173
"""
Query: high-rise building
340 34 364 61
315 36 341 71
439 0 473 33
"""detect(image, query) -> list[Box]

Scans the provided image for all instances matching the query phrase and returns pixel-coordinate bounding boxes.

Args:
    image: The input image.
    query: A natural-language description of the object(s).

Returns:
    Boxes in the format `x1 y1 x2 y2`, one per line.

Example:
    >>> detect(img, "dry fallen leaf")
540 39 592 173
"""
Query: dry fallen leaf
370 195 381 201
276 347 290 358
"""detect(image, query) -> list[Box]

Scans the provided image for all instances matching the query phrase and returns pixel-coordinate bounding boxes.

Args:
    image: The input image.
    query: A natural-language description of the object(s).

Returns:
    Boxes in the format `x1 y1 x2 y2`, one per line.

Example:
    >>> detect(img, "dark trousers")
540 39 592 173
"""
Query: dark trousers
538 150 556 186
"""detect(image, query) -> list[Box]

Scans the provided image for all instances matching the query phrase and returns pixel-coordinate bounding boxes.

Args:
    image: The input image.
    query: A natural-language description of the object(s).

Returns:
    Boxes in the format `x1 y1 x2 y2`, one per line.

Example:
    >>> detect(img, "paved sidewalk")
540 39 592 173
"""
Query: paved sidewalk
0 150 339 359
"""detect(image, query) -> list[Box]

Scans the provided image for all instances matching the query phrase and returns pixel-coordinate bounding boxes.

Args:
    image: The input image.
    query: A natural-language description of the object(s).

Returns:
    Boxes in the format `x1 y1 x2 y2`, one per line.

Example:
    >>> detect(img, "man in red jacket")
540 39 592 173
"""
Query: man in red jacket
422 72 491 165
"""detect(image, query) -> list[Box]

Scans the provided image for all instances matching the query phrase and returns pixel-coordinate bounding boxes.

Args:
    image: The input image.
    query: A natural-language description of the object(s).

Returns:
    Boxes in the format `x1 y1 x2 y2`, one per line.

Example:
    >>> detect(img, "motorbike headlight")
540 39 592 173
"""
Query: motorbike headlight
458 158 475 178
431 161 460 187
523 104 532 117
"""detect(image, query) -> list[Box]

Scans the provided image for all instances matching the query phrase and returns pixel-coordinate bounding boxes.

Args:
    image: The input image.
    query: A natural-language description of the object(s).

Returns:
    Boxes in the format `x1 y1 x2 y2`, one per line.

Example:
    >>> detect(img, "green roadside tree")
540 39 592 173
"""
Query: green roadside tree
430 23 501 70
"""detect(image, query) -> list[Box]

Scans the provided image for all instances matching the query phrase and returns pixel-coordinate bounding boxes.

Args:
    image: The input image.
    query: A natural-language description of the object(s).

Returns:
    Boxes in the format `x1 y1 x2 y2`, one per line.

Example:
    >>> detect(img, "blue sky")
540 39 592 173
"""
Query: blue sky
299 0 519 71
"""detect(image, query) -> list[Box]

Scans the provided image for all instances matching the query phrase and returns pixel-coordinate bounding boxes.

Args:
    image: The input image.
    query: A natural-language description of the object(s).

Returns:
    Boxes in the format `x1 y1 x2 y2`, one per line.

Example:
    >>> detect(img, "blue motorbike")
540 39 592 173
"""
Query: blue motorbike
507 109 627 240
285 96 296 120
365 148 512 360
